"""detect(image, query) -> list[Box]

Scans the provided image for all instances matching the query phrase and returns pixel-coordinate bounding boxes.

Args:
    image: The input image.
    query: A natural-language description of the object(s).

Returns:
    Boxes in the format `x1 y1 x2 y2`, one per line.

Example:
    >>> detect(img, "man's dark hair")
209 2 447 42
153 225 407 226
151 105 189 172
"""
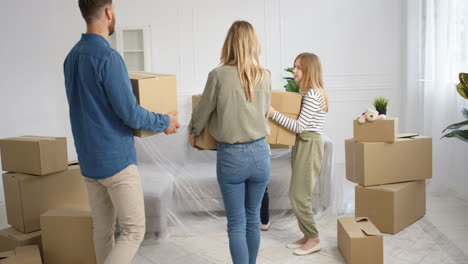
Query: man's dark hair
79 0 112 24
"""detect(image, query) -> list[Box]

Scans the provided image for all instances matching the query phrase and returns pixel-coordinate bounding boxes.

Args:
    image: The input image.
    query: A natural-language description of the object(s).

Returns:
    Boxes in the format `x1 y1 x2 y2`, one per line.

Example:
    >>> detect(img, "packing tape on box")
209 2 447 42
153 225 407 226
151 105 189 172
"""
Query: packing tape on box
130 72 165 79
9 136 57 141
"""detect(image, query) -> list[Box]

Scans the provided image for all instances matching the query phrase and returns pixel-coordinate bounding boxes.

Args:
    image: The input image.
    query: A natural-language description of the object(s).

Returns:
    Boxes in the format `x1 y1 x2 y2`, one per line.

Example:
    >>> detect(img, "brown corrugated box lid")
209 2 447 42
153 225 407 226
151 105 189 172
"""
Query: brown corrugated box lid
0 245 42 264
0 227 41 253
341 217 382 237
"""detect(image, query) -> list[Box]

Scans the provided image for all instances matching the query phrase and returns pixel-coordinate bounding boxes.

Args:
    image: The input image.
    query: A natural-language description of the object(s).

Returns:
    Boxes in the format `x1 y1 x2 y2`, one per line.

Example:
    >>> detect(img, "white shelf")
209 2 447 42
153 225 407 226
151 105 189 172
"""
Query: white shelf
107 25 151 72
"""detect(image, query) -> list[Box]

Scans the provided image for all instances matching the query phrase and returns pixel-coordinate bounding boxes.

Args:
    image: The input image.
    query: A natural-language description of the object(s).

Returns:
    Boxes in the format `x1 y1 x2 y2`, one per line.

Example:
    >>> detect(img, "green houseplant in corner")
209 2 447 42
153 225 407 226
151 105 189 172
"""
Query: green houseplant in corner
283 67 299 93
442 72 468 143
373 97 389 115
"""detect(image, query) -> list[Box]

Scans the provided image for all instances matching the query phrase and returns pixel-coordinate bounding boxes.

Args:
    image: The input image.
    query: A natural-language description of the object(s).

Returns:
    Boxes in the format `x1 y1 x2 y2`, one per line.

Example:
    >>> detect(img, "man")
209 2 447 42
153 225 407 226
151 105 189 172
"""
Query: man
64 1 180 263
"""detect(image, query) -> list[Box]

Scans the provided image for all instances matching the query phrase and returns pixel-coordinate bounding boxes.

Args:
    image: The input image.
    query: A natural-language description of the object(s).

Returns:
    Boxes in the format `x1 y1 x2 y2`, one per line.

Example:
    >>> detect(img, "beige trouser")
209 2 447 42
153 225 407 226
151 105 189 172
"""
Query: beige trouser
290 132 324 239
85 164 145 264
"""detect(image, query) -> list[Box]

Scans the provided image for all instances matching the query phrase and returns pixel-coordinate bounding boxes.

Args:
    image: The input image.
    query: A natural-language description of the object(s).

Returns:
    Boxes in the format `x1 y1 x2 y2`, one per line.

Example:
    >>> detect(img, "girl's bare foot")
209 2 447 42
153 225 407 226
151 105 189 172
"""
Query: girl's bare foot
293 236 308 245
286 236 308 249
300 237 320 251
293 237 321 256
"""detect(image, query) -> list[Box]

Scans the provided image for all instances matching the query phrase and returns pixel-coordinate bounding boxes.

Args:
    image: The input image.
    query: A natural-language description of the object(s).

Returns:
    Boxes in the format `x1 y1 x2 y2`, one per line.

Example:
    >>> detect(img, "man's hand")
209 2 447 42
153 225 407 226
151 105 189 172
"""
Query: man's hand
164 111 180 135
189 132 196 148
268 105 276 118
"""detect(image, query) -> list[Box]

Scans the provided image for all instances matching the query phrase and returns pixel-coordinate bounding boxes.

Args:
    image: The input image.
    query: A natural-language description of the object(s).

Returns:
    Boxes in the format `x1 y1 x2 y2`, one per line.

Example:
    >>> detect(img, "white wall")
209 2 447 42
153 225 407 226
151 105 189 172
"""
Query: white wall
0 1 85 160
0 0 406 165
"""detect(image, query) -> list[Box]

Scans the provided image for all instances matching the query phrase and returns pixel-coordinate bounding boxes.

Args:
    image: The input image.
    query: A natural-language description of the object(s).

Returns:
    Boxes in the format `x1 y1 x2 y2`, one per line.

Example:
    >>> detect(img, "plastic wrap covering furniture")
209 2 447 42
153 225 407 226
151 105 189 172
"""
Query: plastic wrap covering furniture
134 126 335 237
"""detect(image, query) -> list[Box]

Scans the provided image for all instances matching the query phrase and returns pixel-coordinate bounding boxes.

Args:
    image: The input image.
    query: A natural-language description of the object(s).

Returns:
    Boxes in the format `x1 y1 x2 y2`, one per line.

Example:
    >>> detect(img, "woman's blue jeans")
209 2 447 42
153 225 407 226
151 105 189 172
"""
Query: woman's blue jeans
217 137 271 264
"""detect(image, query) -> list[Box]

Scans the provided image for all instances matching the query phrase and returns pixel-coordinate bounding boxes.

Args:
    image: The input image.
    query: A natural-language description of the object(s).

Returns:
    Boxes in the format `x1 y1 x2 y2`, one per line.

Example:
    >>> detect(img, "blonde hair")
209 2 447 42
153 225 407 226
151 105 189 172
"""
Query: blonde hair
220 20 265 102
295 53 329 112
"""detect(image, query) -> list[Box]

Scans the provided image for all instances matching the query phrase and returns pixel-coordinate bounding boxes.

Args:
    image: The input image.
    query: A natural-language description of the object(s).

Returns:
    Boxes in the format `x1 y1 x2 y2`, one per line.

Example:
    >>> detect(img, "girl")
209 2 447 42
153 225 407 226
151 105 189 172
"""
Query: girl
268 52 328 256
189 21 271 264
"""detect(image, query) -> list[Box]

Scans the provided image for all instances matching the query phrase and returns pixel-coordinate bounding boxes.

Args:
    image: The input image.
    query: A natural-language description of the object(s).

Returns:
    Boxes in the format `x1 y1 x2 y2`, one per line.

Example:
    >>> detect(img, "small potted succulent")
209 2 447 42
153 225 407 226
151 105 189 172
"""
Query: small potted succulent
373 97 389 115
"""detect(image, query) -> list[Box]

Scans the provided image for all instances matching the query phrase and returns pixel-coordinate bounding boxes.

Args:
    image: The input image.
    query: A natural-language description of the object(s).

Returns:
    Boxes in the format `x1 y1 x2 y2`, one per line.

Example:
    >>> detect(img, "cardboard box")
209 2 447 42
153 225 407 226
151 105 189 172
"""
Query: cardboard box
3 164 89 233
41 208 96 264
191 94 217 150
130 72 178 137
355 180 426 234
337 217 383 264
0 136 67 175
0 245 42 264
0 227 41 252
353 118 398 142
267 91 302 146
345 134 432 186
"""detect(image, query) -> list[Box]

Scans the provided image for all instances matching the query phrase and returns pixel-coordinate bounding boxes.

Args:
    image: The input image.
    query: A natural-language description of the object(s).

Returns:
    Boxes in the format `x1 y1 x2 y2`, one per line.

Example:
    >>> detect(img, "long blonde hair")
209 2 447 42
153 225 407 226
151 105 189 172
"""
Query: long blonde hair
295 53 329 112
220 21 264 102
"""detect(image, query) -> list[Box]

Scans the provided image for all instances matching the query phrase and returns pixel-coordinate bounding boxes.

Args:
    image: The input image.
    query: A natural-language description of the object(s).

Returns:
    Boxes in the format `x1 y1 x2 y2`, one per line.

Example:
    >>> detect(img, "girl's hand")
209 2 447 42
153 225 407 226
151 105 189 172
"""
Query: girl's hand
268 105 276 118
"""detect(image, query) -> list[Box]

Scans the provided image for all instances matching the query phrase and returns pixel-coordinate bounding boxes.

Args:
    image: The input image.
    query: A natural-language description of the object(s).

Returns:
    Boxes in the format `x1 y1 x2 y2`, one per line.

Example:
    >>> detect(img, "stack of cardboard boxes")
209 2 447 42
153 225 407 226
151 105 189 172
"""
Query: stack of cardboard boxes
0 136 93 264
338 118 432 263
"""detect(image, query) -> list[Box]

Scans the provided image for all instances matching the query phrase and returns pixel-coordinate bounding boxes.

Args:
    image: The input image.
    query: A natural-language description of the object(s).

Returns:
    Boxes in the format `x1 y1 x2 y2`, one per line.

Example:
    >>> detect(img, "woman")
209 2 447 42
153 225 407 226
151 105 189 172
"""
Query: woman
189 21 271 264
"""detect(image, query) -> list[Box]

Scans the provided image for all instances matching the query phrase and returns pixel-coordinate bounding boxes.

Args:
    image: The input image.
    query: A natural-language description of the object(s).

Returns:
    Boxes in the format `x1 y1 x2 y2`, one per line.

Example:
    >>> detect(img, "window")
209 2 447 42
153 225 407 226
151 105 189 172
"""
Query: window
108 26 152 72
456 0 467 70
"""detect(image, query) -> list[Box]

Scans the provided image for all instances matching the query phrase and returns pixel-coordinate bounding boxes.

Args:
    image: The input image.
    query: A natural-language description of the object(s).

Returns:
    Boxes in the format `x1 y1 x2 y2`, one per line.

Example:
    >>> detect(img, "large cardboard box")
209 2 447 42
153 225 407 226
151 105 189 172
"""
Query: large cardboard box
355 180 426 234
0 227 41 252
130 72 178 137
345 134 432 186
0 245 42 264
267 91 302 146
191 94 217 150
2 164 89 233
0 136 67 175
337 217 383 264
353 118 398 142
41 208 96 264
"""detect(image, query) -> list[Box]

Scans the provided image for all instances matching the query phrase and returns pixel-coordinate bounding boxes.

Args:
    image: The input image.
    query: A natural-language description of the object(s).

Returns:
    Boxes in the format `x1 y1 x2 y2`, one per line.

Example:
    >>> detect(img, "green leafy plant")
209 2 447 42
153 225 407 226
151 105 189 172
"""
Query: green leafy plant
442 73 468 143
457 72 468 99
283 67 299 93
373 97 389 115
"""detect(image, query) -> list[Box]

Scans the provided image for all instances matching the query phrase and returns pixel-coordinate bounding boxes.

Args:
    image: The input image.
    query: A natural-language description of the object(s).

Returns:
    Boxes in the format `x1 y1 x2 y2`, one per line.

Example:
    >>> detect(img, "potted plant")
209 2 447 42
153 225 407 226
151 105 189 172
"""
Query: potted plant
442 72 468 143
373 97 389 115
283 67 299 93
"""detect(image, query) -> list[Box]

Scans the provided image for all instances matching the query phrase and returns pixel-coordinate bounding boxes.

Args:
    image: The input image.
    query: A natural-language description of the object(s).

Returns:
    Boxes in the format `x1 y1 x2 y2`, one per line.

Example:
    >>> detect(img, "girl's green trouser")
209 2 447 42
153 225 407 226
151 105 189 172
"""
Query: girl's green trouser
290 132 324 238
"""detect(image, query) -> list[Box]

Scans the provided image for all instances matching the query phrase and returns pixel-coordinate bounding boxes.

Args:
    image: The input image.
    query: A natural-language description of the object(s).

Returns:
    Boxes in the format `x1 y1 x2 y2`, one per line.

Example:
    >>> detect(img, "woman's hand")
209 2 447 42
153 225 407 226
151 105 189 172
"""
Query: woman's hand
189 132 196 148
268 105 276 119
